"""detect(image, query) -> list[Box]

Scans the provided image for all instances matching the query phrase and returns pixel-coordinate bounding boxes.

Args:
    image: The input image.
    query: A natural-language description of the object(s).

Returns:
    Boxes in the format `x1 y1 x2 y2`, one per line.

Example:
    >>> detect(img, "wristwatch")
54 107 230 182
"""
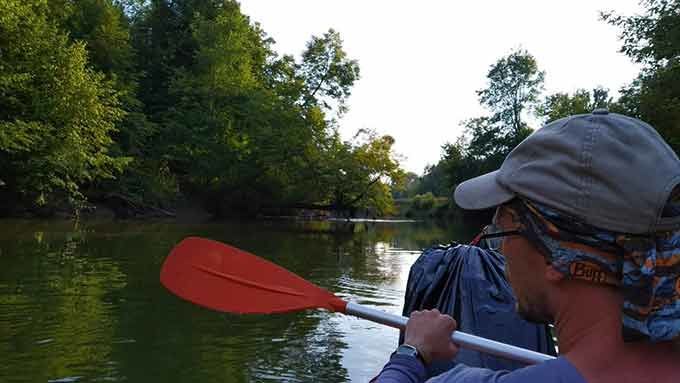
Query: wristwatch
393 343 427 365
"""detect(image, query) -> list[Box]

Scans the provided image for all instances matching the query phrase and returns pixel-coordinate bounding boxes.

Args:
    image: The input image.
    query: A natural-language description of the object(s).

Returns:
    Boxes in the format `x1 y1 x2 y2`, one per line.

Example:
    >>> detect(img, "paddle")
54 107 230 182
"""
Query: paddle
160 236 555 365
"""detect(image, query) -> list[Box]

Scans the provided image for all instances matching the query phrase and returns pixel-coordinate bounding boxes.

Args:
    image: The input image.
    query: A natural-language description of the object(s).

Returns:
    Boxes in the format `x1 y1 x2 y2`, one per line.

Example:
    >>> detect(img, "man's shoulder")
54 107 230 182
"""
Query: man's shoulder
427 357 586 383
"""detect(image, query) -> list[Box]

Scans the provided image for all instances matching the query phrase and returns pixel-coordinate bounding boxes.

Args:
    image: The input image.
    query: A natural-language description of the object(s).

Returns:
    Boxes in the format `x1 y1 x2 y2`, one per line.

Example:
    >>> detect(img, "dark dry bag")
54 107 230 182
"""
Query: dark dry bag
400 243 557 376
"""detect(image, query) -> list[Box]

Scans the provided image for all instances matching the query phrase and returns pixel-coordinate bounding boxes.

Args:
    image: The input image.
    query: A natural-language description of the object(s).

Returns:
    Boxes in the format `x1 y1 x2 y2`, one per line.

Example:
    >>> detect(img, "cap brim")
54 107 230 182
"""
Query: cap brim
453 170 515 210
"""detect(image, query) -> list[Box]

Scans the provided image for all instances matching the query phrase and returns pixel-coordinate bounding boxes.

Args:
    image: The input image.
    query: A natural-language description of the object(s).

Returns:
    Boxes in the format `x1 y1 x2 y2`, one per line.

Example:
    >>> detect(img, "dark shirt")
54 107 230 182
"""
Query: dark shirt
375 354 586 383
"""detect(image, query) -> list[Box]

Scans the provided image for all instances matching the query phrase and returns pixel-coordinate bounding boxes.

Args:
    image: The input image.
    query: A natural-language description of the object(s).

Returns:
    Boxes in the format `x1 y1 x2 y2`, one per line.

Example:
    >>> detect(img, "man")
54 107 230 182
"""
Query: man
376 110 680 382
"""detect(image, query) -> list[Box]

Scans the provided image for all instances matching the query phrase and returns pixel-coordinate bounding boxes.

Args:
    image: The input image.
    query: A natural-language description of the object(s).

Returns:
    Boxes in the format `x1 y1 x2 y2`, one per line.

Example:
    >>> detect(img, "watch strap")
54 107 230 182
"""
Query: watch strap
394 343 426 365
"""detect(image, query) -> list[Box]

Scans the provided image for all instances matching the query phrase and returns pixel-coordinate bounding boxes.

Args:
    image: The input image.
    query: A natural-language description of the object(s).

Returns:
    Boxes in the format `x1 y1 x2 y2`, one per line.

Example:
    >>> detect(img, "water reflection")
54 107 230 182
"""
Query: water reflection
0 219 473 382
332 240 423 382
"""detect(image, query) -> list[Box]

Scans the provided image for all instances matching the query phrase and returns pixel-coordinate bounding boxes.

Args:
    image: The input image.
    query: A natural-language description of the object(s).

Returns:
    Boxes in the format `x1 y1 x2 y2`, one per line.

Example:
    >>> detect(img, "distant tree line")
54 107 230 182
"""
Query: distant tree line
0 0 406 218
406 0 680 201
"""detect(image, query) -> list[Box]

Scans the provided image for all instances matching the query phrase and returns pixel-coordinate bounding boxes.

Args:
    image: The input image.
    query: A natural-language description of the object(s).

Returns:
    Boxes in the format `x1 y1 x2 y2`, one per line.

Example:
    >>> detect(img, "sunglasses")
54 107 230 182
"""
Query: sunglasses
477 223 521 252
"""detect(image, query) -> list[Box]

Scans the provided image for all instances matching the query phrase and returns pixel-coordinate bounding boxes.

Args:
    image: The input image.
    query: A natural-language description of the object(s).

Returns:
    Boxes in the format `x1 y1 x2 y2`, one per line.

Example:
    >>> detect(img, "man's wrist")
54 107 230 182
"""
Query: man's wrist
393 343 429 365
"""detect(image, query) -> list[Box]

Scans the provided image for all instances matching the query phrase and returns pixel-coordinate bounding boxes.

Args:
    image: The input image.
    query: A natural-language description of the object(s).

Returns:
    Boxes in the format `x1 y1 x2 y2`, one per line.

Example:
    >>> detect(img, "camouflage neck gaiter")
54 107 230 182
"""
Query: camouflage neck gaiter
509 196 680 343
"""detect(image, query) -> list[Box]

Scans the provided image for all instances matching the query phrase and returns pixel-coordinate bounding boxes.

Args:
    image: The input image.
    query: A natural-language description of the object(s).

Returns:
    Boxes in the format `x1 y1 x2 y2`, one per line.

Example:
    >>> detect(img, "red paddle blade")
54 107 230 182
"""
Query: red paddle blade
160 237 347 314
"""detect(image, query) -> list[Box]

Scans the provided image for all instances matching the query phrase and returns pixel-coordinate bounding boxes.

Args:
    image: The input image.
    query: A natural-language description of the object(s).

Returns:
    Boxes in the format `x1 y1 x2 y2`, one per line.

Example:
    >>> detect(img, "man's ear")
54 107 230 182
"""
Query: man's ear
545 265 564 282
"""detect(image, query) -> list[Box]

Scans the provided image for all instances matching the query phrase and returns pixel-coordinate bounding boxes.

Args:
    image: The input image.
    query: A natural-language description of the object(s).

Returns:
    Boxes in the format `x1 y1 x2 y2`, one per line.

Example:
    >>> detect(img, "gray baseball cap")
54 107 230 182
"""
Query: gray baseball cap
453 109 680 234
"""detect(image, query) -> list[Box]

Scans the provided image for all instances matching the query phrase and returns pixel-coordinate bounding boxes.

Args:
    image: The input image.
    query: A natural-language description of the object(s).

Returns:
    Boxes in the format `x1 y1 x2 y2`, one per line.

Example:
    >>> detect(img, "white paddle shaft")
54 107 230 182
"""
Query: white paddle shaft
345 302 555 365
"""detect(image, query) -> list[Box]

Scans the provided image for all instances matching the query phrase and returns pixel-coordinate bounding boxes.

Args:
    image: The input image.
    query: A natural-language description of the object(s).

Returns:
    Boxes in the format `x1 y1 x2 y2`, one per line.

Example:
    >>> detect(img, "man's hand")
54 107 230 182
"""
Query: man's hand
404 309 459 365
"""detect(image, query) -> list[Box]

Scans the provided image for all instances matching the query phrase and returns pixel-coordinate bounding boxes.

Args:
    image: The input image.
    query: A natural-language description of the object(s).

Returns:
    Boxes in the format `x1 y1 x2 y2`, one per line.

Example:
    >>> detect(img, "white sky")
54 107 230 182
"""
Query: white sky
239 0 643 175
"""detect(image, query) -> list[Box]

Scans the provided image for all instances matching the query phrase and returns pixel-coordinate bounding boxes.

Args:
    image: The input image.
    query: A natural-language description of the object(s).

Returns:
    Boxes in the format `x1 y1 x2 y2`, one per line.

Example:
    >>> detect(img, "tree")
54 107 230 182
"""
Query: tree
538 87 613 123
299 29 360 117
439 140 473 191
446 50 542 187
0 0 128 209
470 50 543 164
477 49 545 136
602 0 680 154
315 130 405 216
602 1 680 66
392 171 420 199
414 50 544 198
0 0 401 218
415 164 448 197
147 1 286 211
47 0 166 206
48 0 135 77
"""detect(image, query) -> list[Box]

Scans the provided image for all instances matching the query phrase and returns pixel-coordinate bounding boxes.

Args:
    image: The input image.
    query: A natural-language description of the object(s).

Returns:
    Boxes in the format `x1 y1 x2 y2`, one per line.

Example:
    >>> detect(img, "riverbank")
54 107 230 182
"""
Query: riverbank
0 192 492 228
394 196 452 220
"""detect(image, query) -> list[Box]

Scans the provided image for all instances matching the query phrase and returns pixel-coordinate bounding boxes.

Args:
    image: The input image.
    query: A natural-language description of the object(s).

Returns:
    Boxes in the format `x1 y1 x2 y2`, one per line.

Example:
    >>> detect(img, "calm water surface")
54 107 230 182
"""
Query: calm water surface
0 219 476 382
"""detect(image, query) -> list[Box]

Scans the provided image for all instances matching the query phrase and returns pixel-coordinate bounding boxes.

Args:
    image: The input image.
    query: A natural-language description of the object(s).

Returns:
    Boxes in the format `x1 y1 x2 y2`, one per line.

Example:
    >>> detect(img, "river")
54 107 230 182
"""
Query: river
0 218 477 382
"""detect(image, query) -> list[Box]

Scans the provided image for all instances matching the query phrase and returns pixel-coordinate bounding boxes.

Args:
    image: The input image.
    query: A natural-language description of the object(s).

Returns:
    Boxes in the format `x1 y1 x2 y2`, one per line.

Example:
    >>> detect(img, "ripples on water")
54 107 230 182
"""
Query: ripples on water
0 219 473 382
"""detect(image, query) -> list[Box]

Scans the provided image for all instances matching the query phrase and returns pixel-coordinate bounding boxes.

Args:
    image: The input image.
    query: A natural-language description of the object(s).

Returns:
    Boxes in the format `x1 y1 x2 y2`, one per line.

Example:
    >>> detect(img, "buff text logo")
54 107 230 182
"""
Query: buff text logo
570 262 608 284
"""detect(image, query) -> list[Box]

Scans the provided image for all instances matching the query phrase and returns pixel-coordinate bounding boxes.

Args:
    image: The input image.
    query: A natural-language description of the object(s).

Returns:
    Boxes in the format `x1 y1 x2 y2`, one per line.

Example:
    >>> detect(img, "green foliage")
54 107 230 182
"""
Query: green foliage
410 50 543 201
538 87 613 123
603 0 680 154
299 29 360 117
398 194 450 219
157 1 273 182
0 0 402 217
477 49 545 135
5 0 678 220
461 50 543 177
415 1 680 209
454 51 541 184
412 192 436 210
414 163 449 197
392 171 420 199
314 130 405 216
0 0 128 208
602 1 680 66
48 0 135 76
112 159 179 207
